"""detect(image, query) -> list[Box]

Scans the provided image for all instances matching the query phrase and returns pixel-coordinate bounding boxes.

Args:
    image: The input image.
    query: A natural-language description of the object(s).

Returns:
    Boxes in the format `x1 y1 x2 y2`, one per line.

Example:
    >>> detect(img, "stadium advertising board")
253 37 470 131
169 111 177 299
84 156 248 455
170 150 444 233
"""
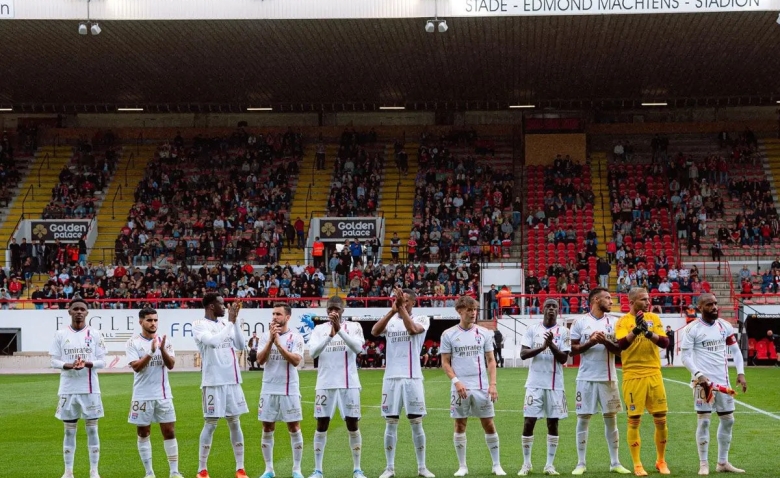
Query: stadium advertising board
28 219 90 243
454 0 775 15
313 217 381 241
0 307 459 353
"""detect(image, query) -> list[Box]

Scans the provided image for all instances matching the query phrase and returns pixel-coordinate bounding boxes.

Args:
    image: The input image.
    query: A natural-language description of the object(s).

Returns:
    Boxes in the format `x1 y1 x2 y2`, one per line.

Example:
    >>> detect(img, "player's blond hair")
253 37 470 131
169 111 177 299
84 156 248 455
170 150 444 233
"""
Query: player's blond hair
628 287 648 301
455 295 478 311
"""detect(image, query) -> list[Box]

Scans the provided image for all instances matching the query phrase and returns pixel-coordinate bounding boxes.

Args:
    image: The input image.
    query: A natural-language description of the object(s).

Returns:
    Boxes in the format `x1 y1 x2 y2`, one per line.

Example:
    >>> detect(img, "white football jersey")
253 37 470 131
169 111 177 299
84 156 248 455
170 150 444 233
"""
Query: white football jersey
126 335 175 401
259 329 305 396
570 313 618 382
49 326 107 395
440 324 494 391
193 318 246 387
521 322 570 391
380 314 431 380
309 322 364 390
680 318 737 386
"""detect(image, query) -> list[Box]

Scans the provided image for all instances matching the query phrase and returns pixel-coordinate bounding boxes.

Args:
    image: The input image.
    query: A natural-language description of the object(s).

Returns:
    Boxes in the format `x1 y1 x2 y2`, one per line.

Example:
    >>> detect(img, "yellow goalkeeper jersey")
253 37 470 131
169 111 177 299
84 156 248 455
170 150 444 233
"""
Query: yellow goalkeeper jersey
615 311 666 380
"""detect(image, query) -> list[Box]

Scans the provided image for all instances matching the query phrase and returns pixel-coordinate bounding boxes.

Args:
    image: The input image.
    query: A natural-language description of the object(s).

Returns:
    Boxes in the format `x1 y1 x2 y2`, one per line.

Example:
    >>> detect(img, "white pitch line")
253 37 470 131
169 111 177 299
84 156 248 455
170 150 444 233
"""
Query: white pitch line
663 377 780 421
300 400 780 415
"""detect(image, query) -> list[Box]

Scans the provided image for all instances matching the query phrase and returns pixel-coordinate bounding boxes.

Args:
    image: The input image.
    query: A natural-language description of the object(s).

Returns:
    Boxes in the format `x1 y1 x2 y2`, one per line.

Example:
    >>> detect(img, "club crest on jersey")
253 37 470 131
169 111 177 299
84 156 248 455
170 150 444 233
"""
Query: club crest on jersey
645 321 654 329
475 334 483 345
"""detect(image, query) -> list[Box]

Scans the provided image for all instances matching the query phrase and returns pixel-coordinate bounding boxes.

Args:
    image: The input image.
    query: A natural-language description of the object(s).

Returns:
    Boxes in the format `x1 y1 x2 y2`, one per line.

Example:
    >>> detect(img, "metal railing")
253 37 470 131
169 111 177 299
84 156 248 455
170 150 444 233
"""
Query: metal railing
135 132 143 155
110 185 123 219
123 152 136 187
303 183 313 218
36 153 50 187
19 185 34 217
4 213 27 248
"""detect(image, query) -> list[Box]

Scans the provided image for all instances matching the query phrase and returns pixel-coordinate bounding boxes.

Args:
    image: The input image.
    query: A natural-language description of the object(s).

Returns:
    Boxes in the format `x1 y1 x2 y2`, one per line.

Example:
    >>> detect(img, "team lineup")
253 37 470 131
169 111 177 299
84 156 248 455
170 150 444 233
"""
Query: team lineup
48 286 748 478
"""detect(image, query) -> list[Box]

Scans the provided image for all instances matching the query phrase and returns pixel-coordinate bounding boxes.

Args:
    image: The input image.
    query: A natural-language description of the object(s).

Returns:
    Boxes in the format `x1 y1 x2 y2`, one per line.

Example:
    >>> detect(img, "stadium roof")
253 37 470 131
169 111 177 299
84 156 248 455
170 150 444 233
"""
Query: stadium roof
2 13 780 112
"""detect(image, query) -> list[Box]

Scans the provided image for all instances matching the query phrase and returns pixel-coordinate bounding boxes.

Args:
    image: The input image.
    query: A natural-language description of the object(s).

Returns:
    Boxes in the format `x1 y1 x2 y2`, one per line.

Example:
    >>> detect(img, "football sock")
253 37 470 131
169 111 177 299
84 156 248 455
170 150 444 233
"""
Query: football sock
604 414 621 467
313 431 328 472
348 430 362 471
696 414 711 463
85 419 100 473
384 418 399 469
485 433 501 467
575 415 591 466
198 418 218 471
521 435 534 466
546 435 559 468
410 417 427 470
453 432 467 468
627 417 642 466
226 416 245 470
290 430 304 473
137 435 154 475
653 415 668 463
717 413 734 464
163 438 179 475
63 422 77 473
261 431 275 472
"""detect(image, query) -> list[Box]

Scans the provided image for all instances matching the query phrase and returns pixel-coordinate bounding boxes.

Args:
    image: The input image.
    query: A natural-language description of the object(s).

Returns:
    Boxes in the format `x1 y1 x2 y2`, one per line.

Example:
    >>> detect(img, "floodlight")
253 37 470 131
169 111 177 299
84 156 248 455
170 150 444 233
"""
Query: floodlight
78 23 88 35
90 23 101 35
425 20 435 33
438 20 448 33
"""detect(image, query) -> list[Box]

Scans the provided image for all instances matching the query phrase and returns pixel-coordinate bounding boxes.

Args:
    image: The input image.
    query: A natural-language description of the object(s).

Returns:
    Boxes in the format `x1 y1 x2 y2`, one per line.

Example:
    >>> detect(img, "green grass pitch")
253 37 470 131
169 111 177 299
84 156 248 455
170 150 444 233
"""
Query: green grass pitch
2 367 779 478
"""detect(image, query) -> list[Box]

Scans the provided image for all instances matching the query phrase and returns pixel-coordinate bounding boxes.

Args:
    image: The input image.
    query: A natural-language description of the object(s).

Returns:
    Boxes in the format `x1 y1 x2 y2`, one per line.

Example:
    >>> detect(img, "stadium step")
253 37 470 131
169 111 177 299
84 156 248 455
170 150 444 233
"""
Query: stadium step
589 152 617 291
381 143 419 264
0 150 73 265
88 147 156 264
279 144 338 264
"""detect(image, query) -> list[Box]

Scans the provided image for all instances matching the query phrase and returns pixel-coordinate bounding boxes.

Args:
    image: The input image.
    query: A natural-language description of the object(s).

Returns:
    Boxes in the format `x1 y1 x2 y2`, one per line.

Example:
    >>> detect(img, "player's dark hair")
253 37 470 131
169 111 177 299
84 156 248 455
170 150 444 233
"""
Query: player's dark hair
139 308 158 319
68 298 89 309
588 287 609 304
273 302 292 316
202 292 221 308
402 288 417 303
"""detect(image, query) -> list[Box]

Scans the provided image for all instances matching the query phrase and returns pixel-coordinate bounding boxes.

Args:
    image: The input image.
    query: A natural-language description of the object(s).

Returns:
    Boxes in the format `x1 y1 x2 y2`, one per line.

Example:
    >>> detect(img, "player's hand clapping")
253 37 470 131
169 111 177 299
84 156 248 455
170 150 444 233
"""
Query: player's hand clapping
151 336 158 353
329 311 341 336
543 331 555 348
159 335 167 352
393 287 405 310
72 357 85 370
590 331 606 345
227 301 242 323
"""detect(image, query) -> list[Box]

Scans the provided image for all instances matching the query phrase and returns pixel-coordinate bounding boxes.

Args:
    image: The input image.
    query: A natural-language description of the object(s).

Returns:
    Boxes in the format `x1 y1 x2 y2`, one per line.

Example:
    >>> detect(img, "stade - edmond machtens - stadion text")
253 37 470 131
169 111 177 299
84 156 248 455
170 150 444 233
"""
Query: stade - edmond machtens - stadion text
462 0 763 14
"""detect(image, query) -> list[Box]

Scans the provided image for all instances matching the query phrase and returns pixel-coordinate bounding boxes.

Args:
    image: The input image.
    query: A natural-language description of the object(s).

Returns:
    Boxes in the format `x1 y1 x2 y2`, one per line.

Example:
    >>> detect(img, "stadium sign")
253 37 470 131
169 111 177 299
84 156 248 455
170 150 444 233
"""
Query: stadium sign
314 217 382 241
29 220 90 243
454 0 774 15
0 1 12 19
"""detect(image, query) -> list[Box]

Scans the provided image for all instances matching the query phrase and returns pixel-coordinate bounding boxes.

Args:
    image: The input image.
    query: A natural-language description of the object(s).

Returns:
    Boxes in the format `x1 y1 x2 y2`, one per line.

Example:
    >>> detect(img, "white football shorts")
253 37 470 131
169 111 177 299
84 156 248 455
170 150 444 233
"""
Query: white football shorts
258 393 304 423
56 393 104 421
381 378 427 417
313 388 362 419
450 389 495 419
202 384 249 418
523 388 568 419
127 399 177 425
574 380 623 415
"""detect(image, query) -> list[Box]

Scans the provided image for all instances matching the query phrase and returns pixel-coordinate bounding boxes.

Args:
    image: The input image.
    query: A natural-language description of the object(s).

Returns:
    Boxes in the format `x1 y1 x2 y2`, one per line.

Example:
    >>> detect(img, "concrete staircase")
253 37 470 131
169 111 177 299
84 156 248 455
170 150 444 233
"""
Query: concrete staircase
0 146 72 257
764 138 780 218
88 145 157 264
589 152 616 290
380 143 418 264
279 144 338 265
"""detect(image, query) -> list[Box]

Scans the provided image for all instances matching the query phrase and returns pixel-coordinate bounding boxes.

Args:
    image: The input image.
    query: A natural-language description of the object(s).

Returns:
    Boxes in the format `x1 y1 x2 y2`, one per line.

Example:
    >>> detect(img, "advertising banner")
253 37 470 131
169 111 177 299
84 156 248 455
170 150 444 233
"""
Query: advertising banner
313 217 382 241
0 307 461 353
28 219 91 243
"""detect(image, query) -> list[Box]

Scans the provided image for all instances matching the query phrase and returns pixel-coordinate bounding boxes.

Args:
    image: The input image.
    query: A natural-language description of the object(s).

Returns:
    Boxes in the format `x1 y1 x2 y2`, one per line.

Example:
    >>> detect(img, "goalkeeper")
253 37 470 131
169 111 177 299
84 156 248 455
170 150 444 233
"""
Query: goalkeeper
680 293 747 475
615 287 671 476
